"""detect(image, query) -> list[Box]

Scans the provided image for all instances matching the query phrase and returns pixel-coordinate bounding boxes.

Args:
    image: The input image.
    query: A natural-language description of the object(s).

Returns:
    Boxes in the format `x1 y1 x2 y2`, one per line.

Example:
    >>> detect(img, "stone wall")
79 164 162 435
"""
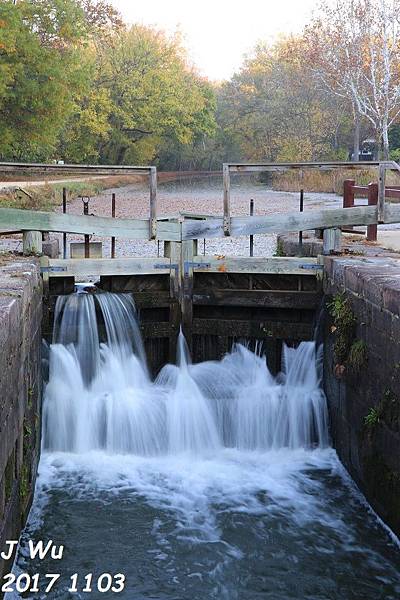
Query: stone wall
0 257 42 581
323 256 400 536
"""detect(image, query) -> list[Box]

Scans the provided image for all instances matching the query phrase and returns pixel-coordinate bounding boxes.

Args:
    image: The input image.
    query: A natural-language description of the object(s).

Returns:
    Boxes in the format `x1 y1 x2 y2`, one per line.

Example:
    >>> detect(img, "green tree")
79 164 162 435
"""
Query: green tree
0 0 90 160
96 26 216 164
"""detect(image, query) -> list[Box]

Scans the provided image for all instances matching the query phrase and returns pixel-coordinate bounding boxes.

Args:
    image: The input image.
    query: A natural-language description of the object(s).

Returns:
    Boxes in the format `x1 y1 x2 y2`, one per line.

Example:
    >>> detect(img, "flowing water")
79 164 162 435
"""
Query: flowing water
8 291 400 599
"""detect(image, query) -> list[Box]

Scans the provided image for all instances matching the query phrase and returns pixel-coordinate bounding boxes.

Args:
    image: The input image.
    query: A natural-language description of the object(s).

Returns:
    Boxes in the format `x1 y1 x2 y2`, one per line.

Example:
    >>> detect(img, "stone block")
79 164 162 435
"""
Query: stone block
0 257 42 580
70 241 102 258
42 238 59 259
382 277 400 316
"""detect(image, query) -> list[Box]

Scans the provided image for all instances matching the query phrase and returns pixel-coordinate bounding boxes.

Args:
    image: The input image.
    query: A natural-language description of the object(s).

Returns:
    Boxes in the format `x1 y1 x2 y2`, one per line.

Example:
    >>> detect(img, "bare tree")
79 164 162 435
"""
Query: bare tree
306 0 400 160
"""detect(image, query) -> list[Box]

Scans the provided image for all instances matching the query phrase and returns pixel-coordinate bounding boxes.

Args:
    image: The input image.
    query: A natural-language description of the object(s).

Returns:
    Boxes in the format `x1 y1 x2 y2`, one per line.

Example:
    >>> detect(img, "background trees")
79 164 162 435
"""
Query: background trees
0 0 90 160
1 0 400 167
305 0 400 160
214 38 354 163
0 0 216 165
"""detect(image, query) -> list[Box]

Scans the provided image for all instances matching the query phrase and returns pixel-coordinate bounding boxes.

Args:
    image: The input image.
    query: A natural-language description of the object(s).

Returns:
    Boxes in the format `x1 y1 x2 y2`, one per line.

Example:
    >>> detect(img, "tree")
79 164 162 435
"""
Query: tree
80 0 123 34
89 26 216 165
306 0 400 160
0 0 91 160
215 37 352 163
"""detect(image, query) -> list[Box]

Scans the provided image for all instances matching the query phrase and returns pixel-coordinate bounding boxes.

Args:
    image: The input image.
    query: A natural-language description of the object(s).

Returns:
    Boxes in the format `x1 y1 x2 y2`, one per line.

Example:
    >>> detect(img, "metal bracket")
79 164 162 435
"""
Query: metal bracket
154 262 179 276
41 266 67 273
184 261 211 277
299 264 324 271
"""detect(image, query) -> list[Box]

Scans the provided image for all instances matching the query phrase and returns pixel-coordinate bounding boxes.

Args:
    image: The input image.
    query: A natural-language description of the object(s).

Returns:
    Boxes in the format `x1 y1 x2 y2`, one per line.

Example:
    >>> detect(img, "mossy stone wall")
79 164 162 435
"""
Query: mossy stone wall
323 256 400 535
0 257 42 583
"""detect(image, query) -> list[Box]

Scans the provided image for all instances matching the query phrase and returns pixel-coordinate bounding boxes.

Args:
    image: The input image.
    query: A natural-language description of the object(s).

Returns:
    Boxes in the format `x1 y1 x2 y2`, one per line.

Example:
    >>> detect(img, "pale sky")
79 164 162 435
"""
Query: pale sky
109 0 317 81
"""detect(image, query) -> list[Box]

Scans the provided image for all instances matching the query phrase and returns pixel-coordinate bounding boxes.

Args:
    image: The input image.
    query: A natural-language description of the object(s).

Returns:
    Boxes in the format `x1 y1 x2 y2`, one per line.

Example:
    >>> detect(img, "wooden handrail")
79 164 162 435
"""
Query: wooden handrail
0 161 158 240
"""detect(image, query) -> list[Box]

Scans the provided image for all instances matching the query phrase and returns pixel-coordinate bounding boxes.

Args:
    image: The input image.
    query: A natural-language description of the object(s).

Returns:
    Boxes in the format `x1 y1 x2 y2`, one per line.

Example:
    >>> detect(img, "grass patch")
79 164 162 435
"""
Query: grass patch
273 239 285 257
0 175 143 212
19 462 30 501
271 168 400 194
364 407 381 428
348 340 368 373
364 389 400 433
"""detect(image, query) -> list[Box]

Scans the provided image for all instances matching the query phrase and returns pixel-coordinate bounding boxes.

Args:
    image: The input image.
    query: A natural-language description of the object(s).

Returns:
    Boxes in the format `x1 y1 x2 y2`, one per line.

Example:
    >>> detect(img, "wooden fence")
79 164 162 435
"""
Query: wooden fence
4 159 400 357
2 160 400 262
222 160 400 235
0 162 157 241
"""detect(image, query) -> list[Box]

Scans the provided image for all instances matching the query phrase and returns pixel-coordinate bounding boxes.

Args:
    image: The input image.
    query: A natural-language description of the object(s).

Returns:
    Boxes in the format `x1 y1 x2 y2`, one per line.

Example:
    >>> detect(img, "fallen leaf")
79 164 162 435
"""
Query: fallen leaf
334 364 345 378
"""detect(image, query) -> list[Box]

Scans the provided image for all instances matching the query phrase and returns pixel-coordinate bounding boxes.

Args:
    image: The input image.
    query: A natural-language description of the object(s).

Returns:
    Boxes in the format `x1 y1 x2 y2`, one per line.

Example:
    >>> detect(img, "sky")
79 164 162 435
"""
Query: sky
109 0 317 81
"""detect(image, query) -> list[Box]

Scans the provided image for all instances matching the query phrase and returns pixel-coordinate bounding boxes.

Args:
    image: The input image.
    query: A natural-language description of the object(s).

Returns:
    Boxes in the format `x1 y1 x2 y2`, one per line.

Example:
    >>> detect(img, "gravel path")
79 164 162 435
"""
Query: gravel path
1 175 342 257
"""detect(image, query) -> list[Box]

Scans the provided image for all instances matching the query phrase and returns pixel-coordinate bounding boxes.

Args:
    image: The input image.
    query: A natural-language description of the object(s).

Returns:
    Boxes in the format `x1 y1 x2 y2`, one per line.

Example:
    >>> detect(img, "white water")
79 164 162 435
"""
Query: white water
43 291 329 455
10 290 400 599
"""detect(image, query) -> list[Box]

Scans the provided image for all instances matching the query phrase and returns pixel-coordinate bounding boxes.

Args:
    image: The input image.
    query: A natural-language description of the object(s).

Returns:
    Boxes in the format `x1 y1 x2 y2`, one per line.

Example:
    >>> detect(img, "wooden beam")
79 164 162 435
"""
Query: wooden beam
132 291 171 308
182 205 378 240
44 257 172 277
192 318 312 340
140 322 174 338
0 207 181 241
192 290 320 309
192 255 322 275
389 160 400 175
383 203 400 223
224 161 395 173
0 161 152 176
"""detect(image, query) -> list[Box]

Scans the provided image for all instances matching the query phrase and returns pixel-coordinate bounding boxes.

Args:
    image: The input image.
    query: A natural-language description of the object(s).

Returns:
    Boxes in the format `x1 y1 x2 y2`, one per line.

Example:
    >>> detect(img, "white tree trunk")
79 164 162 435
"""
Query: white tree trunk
382 118 390 160
353 112 360 161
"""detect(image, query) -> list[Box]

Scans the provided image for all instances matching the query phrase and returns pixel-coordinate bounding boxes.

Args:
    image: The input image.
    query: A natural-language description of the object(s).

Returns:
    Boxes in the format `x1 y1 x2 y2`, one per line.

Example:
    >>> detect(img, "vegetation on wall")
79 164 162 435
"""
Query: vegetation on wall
328 293 356 368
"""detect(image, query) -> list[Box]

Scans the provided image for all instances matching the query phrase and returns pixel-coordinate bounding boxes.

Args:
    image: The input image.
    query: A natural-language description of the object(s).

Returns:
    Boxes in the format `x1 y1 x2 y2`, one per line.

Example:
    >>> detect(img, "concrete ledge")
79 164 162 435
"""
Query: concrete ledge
277 232 323 257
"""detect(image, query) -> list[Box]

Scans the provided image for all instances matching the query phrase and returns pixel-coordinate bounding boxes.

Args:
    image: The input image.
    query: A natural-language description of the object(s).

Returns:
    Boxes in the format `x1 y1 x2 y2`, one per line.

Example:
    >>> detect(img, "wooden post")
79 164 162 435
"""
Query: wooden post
323 228 341 255
249 198 254 290
181 239 196 350
111 192 116 258
343 179 355 232
164 240 181 364
343 179 355 208
223 164 231 236
367 182 378 241
62 187 67 259
82 197 90 258
249 198 254 257
298 189 304 255
23 231 42 255
149 167 157 239
378 163 386 222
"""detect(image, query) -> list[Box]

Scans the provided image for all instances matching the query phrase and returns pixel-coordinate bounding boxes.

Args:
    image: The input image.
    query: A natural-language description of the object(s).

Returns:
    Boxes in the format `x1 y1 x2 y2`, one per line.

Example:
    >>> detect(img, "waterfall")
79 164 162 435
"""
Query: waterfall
43 291 329 455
